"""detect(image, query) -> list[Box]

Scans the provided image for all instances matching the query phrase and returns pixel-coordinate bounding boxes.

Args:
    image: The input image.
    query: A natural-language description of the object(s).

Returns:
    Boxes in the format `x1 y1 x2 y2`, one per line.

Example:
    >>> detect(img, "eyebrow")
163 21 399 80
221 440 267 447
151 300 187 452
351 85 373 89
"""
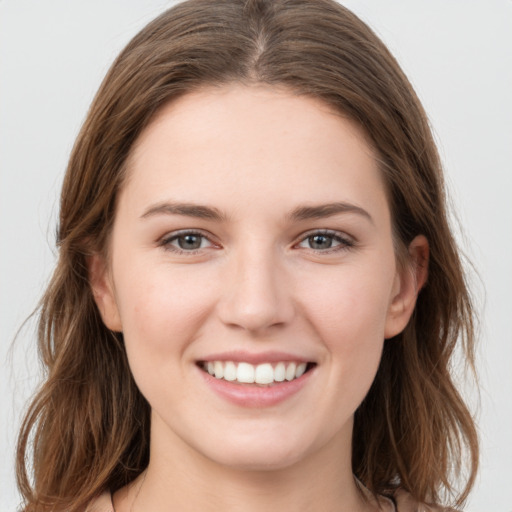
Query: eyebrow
140 200 373 224
140 201 225 221
288 202 374 224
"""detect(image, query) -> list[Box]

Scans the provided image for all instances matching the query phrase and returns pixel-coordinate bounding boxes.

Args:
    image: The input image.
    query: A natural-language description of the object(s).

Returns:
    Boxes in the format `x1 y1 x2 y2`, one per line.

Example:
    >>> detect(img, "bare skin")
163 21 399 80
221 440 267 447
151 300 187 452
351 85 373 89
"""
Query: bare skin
89 84 428 512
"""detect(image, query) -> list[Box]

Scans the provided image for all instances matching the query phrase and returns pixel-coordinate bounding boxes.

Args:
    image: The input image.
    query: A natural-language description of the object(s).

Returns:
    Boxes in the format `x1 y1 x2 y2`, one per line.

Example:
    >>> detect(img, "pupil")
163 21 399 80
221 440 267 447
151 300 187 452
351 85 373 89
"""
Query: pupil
310 234 332 249
179 234 201 250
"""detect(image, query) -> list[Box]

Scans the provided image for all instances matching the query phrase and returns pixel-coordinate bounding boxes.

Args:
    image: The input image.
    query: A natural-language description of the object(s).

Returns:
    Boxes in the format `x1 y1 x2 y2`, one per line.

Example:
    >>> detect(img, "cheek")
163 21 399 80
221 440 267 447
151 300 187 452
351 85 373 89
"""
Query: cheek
112 264 221 410
299 264 394 382
304 265 392 335
113 263 217 360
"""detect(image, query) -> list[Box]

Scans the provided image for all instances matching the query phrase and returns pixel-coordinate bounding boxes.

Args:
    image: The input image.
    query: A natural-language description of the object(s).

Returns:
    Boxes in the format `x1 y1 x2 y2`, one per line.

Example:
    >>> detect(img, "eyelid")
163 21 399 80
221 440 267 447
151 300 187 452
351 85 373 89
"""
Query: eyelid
157 228 355 255
158 229 220 253
294 229 355 252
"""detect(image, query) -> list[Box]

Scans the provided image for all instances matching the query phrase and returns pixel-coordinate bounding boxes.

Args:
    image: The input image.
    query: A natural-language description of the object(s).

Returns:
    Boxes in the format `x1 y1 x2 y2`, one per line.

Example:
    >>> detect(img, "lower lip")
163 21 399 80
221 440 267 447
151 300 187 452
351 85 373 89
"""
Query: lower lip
197 365 314 408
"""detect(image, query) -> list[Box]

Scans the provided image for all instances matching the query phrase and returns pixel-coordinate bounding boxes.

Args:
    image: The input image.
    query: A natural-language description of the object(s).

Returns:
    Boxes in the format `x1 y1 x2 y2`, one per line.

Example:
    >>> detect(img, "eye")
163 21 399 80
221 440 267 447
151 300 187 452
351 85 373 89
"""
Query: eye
296 230 354 252
160 230 216 253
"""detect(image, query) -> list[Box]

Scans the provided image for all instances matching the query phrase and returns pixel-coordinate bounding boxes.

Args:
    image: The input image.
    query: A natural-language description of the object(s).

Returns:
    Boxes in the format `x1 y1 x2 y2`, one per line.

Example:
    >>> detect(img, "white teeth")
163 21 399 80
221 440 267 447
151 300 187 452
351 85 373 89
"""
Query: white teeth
203 360 311 385
224 361 237 381
255 363 274 384
237 362 255 383
296 362 307 378
274 362 286 382
285 362 296 381
214 361 224 379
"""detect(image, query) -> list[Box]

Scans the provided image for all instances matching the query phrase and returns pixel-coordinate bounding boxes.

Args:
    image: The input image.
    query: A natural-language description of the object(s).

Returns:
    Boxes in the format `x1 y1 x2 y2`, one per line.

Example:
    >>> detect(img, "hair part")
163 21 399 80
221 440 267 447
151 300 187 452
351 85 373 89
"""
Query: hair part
16 1 478 510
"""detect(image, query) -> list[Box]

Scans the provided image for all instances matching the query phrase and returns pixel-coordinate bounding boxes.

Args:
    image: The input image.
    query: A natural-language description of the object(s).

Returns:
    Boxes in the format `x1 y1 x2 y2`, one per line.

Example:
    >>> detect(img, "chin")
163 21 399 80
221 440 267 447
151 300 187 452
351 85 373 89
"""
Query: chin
194 426 322 473
207 445 306 473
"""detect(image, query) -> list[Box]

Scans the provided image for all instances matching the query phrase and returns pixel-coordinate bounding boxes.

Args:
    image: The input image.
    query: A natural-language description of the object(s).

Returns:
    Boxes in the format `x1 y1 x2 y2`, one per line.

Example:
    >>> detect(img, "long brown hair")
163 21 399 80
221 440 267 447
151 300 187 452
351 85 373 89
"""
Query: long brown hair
16 1 478 510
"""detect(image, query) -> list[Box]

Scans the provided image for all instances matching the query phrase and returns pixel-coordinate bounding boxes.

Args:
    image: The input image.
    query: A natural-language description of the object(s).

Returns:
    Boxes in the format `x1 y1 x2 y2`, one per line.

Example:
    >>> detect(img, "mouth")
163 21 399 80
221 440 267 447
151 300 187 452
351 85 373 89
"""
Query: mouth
197 360 317 386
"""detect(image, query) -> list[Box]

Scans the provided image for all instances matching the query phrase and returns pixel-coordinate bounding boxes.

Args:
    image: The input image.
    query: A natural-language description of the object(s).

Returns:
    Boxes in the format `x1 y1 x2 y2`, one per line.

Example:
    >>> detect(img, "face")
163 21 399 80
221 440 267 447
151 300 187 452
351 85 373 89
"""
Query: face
91 85 425 473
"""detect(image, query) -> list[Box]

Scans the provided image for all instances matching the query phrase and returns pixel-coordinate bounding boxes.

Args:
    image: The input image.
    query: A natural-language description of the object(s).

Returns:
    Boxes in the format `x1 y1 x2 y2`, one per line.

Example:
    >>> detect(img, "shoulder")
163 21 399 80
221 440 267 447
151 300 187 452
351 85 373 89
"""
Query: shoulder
393 489 462 512
84 491 114 512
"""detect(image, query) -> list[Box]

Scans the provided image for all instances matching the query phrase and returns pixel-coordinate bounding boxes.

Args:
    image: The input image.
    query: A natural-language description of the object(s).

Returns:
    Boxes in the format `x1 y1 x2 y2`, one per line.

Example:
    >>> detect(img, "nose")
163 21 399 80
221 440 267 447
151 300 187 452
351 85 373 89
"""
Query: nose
217 246 295 334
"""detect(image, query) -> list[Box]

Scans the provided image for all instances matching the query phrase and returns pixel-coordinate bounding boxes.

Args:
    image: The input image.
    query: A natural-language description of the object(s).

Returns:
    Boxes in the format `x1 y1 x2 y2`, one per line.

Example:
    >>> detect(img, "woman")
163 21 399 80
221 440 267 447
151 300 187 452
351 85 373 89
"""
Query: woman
16 0 478 511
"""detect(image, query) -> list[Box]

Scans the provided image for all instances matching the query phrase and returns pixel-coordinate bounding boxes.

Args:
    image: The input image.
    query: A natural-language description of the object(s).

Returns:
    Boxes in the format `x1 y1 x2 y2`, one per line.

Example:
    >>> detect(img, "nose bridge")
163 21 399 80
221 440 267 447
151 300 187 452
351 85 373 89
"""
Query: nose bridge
218 240 293 332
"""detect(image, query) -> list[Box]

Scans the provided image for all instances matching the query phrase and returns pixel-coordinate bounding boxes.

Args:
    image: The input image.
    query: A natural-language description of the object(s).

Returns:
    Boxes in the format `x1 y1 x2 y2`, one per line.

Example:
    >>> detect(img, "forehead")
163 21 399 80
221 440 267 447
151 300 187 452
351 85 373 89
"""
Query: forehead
131 84 376 162
121 84 388 222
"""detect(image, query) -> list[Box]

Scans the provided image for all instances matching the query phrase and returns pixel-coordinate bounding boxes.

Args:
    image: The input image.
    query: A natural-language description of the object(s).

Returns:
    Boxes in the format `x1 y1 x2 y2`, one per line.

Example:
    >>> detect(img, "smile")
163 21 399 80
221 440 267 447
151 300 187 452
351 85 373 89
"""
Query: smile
199 361 314 386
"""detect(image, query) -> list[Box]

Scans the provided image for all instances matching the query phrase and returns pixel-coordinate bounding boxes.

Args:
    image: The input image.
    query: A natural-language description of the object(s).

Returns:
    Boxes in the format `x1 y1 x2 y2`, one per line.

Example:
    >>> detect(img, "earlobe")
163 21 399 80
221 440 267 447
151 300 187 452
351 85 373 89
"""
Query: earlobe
87 253 123 332
384 235 429 339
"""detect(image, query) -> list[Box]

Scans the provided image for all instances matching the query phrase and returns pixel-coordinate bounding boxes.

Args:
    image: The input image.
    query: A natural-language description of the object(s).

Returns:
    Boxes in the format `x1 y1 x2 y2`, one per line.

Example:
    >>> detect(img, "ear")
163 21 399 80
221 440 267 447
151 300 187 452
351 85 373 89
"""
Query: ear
87 253 123 332
384 235 429 339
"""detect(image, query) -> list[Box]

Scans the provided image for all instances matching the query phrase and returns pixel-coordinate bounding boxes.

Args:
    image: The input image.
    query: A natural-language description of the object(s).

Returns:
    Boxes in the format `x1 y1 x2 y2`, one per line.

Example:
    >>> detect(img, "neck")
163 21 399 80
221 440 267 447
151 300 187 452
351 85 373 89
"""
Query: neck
115 414 376 512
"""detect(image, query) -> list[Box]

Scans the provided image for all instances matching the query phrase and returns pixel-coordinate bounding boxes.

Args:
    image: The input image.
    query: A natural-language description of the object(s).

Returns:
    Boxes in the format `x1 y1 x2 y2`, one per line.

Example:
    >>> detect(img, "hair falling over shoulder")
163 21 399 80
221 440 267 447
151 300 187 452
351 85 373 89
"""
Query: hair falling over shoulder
16 1 478 510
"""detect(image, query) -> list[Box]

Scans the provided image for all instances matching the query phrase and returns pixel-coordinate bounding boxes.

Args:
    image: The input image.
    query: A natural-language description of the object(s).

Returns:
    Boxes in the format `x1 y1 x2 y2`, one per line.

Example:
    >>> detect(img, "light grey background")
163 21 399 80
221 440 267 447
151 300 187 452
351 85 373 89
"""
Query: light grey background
1 1 511 510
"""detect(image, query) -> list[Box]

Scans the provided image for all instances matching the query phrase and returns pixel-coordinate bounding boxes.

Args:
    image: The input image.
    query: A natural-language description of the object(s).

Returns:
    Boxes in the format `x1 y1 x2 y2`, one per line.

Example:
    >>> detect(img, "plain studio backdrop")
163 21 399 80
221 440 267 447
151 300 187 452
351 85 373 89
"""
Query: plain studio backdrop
1 1 511 510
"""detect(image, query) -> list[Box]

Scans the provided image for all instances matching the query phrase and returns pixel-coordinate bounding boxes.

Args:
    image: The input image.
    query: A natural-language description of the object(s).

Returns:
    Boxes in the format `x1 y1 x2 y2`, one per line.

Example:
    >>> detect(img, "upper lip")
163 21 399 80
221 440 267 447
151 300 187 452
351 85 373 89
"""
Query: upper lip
197 350 314 365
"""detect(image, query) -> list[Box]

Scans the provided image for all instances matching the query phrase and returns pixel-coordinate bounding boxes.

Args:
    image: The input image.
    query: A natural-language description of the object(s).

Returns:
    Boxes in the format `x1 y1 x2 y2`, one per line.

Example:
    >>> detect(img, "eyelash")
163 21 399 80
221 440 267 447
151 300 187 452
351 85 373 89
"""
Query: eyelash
295 229 355 253
158 229 355 255
159 230 217 254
